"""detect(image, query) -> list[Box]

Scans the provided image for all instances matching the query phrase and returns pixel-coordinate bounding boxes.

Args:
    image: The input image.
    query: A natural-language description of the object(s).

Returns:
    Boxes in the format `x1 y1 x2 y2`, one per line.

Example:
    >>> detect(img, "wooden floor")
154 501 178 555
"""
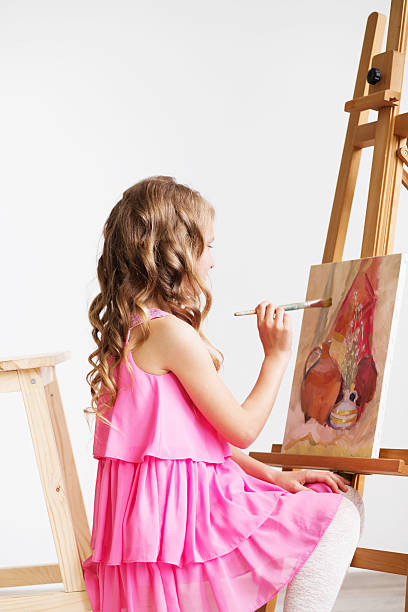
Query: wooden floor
274 569 407 611
0 569 406 610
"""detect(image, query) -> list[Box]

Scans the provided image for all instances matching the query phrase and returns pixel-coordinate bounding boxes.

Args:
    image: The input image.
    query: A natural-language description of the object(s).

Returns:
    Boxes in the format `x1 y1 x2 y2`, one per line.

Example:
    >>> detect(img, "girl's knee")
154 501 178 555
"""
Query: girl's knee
342 483 363 503
341 485 364 517
337 486 365 539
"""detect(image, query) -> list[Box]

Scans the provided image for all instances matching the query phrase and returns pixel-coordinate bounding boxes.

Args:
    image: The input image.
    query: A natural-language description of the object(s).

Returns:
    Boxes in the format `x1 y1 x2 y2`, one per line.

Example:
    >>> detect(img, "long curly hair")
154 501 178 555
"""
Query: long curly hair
83 175 224 431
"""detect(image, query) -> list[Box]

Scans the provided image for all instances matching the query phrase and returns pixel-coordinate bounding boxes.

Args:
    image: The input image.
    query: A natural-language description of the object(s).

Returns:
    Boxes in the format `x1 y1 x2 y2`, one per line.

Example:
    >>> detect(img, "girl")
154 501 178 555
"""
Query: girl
82 175 365 612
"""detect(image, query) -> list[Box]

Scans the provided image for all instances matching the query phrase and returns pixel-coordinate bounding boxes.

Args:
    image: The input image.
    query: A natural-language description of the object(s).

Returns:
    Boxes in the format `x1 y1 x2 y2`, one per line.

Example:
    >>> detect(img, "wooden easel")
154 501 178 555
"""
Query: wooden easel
252 1 408 610
0 353 92 610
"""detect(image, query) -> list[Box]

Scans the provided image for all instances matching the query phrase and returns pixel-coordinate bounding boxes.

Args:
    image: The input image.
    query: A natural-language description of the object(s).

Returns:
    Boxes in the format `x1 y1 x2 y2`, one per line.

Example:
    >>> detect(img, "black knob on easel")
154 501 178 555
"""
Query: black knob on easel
367 67 381 84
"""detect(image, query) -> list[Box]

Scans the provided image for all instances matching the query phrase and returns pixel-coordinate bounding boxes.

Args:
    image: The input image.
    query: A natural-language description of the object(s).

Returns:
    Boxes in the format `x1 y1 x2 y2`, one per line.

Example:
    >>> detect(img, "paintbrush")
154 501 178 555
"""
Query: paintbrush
234 297 332 317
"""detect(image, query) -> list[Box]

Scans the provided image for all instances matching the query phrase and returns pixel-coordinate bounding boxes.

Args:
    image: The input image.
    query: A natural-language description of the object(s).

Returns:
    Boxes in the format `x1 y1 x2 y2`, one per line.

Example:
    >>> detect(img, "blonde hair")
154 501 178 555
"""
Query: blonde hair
84 175 224 430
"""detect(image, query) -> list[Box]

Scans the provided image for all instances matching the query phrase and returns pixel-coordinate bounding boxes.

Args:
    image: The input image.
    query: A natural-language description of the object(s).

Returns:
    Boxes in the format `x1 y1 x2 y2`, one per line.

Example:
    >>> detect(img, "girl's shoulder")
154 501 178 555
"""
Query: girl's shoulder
128 309 188 376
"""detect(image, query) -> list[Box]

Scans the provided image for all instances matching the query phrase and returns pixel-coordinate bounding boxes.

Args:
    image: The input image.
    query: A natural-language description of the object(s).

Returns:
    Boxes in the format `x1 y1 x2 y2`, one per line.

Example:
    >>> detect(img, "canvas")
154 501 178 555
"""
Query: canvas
282 253 407 458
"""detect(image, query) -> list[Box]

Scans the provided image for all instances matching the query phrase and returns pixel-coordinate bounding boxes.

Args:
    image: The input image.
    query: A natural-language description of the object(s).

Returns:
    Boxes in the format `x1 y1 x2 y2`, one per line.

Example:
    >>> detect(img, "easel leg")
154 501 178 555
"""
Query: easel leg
352 473 365 496
255 596 277 612
323 12 386 263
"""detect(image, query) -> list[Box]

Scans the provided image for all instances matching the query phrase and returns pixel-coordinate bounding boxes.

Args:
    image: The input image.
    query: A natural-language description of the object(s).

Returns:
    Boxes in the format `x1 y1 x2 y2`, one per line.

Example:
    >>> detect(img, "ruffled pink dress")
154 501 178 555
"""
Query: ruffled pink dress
82 308 343 611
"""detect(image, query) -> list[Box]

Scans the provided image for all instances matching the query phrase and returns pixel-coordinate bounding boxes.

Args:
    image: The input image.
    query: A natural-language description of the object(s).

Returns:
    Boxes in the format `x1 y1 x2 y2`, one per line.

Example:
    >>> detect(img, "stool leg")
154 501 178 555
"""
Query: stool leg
44 366 92 563
18 367 85 592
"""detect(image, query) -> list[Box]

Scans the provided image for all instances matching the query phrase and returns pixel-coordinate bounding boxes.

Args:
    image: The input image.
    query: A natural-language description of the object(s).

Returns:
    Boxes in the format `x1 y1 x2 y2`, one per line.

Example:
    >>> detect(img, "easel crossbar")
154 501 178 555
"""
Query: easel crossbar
249 447 408 476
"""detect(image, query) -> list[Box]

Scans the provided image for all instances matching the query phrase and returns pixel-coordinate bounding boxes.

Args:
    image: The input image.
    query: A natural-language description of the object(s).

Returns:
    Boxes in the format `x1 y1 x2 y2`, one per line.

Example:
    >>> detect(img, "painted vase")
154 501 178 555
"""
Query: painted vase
329 389 359 429
300 339 342 425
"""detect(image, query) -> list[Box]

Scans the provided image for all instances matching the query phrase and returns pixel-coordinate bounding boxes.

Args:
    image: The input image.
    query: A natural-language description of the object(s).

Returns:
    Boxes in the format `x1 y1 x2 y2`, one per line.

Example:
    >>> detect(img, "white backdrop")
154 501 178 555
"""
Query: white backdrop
1 0 407 574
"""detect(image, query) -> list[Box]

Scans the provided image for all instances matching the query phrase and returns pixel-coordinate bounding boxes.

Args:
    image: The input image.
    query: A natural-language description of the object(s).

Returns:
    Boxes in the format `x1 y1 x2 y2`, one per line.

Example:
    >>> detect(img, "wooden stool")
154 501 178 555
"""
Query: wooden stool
0 352 91 611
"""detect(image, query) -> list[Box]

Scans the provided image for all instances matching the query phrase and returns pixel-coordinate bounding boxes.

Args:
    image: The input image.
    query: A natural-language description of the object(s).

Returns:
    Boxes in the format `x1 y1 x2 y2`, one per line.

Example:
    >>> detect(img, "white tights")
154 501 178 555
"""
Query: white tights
282 485 365 612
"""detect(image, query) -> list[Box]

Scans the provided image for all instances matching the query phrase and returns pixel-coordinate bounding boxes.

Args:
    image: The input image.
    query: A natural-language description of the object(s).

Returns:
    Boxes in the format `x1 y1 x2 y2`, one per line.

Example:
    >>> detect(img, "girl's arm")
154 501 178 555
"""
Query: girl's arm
156 313 290 448
242 353 290 442
229 443 279 483
229 444 350 493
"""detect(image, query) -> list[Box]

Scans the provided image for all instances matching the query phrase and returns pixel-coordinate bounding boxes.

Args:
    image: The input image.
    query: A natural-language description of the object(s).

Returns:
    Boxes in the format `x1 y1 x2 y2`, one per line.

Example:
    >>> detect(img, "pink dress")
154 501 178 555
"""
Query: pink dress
82 308 343 611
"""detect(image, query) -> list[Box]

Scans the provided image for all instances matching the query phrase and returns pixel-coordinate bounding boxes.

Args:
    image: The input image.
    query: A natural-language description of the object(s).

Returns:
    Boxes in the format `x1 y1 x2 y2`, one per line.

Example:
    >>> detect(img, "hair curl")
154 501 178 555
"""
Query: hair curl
83 175 223 432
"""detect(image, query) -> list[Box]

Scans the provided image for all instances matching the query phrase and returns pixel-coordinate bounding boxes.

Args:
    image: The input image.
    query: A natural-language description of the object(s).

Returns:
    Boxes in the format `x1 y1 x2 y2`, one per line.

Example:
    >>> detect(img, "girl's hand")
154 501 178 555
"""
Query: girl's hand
269 468 351 494
255 301 292 359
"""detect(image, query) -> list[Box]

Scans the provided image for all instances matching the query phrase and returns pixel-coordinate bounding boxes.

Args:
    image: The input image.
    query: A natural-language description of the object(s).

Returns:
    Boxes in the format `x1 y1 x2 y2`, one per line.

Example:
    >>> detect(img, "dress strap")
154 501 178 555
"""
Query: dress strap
125 308 171 345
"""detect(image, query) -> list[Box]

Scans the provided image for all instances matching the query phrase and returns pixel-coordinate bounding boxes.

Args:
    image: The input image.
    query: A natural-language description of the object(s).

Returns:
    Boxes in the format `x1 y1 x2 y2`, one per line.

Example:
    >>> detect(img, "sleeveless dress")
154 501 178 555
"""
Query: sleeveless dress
82 308 344 612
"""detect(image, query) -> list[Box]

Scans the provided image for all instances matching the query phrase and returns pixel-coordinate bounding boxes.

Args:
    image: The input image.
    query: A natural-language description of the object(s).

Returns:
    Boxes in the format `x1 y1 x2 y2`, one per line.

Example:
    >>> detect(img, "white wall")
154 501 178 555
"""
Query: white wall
2 0 407 572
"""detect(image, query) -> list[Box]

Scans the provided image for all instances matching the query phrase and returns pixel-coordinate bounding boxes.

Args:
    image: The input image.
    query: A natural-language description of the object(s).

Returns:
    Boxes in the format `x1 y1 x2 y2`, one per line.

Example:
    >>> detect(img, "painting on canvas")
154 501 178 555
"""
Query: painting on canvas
281 253 407 458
